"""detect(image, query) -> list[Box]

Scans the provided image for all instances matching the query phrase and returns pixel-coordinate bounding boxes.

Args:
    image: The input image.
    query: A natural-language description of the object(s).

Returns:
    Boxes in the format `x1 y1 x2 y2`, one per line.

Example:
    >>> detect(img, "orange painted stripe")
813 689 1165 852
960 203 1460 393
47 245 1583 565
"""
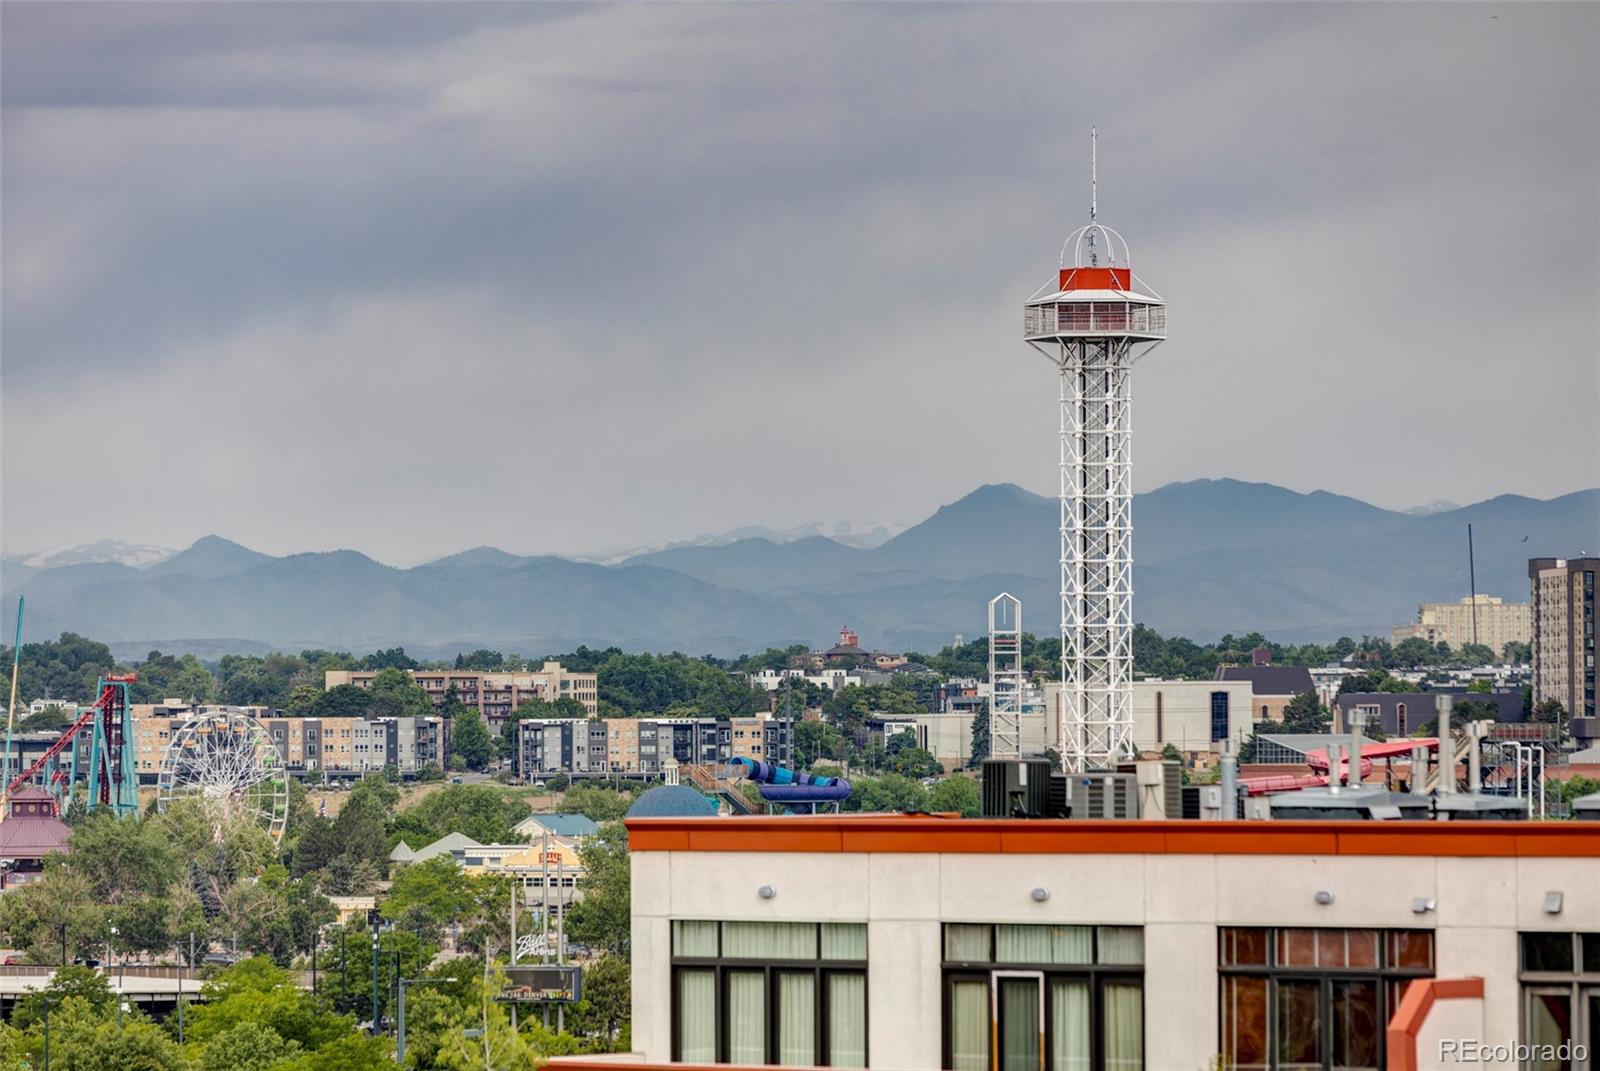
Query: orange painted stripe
625 816 1600 858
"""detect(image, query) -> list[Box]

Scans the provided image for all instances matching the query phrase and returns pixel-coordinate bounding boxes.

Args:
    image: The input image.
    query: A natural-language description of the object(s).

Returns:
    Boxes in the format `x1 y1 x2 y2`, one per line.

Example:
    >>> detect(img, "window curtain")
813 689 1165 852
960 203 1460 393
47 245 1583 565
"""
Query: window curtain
998 977 1041 1071
1096 928 1144 965
1101 981 1143 1071
672 920 717 957
826 972 867 1068
675 968 716 1063
727 969 767 1064
725 921 818 959
777 972 816 1067
1050 980 1091 1071
1526 991 1571 1071
945 925 992 962
948 979 990 1071
822 922 868 961
997 925 1091 965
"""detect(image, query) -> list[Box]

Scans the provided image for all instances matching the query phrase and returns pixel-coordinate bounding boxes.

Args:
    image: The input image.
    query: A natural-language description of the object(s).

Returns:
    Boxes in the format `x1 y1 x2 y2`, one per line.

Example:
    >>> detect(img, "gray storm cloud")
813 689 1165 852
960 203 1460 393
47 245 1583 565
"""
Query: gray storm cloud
3 2 1596 564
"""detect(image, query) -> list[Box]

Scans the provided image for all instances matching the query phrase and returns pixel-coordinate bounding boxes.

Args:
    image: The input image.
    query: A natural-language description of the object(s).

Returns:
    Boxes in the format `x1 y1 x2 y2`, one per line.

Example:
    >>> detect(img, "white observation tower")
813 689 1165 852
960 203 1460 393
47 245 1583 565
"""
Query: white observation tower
1023 130 1165 772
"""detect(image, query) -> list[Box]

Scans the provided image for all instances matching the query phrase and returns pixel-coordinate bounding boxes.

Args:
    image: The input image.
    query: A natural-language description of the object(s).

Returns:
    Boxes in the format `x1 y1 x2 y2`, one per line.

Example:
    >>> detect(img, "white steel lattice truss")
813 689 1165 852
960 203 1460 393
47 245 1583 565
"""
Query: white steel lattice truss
157 710 289 844
1056 341 1135 770
988 593 1024 759
1024 218 1165 773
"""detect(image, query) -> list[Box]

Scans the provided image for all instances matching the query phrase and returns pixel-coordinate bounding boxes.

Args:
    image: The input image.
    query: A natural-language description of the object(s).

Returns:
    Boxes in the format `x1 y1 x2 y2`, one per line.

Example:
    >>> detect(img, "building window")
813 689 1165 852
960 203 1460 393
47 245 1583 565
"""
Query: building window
1210 692 1230 743
671 920 866 1067
942 923 1143 1071
1219 927 1434 1071
1395 703 1406 735
1519 931 1600 1069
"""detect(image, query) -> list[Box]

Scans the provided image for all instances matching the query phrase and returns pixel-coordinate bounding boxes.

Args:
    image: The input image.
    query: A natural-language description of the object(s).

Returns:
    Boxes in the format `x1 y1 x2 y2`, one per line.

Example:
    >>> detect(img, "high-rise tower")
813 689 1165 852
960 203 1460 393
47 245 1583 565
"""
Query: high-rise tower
1023 131 1165 772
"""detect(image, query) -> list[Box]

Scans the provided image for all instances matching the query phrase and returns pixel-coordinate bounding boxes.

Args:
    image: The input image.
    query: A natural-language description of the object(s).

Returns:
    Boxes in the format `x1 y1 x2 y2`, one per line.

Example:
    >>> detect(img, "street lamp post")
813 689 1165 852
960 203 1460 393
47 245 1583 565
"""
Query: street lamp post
107 925 122 1028
42 995 54 1071
396 977 457 1065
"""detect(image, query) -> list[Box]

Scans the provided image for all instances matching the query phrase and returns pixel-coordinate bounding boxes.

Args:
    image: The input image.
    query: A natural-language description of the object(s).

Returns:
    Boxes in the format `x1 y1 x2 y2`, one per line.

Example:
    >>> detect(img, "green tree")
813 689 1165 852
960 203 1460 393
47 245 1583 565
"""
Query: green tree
794 719 843 768
450 709 495 771
1280 692 1331 733
1502 640 1532 664
392 784 530 846
368 668 432 719
313 684 372 717
564 822 630 956
383 856 478 937
1531 697 1566 725
968 706 990 767
201 1020 300 1071
845 773 928 813
556 785 636 823
575 953 632 1043
18 704 75 732
926 775 981 817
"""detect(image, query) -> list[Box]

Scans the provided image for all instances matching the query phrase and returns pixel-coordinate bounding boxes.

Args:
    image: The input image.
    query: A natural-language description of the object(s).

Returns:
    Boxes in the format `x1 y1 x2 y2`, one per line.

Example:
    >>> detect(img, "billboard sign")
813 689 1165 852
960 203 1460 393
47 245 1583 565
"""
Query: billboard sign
495 964 582 1004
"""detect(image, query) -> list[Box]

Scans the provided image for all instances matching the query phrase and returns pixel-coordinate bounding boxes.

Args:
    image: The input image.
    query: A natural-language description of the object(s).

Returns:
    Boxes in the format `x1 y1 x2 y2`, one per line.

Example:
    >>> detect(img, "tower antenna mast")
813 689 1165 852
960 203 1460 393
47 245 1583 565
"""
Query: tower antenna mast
1024 132 1166 772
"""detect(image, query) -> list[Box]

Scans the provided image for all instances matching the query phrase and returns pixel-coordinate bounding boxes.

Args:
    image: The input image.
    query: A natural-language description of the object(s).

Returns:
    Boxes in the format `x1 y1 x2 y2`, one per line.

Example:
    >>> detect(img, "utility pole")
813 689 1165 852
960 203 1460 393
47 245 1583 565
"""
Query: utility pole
370 925 381 1035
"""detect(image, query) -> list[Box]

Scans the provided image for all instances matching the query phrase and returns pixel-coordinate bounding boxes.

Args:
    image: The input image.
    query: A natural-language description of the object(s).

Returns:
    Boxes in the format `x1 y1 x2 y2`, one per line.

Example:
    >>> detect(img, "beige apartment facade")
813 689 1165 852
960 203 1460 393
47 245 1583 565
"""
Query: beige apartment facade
1530 557 1598 722
324 662 599 722
1391 593 1532 654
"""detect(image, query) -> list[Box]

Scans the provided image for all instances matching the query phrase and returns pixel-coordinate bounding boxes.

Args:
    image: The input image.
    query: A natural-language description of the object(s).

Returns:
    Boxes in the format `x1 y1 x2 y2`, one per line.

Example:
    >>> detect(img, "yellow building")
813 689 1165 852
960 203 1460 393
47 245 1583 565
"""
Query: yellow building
324 662 598 721
1390 594 1531 654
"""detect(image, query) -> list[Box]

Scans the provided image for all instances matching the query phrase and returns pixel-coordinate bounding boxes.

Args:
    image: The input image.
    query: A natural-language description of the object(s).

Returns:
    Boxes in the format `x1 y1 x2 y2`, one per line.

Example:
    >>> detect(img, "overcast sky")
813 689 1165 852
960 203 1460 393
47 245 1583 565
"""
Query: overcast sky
3 3 1596 565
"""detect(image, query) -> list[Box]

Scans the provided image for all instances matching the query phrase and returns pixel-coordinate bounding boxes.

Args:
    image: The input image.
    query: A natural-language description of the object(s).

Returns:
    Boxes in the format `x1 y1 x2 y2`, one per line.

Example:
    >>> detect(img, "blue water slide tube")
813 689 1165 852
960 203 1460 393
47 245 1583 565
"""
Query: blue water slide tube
727 756 853 801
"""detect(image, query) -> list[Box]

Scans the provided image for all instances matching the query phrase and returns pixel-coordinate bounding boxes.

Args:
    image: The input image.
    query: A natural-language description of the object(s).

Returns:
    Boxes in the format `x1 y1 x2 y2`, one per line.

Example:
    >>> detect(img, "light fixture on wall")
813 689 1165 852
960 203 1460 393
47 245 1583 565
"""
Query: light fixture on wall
1314 890 1334 906
1543 891 1564 915
1031 887 1050 902
1411 898 1436 915
758 884 777 900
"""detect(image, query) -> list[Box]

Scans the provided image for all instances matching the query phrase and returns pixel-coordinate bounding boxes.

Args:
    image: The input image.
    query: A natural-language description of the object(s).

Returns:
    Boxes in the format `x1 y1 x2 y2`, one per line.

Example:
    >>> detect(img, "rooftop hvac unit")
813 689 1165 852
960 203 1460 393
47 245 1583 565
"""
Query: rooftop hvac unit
1180 784 1202 819
981 757 1054 818
1118 760 1182 820
1063 771 1139 819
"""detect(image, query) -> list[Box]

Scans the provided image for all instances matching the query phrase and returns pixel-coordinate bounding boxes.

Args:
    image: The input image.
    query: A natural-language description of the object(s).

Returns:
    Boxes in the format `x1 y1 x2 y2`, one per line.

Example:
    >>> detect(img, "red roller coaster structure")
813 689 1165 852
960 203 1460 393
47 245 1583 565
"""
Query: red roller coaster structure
2 673 139 817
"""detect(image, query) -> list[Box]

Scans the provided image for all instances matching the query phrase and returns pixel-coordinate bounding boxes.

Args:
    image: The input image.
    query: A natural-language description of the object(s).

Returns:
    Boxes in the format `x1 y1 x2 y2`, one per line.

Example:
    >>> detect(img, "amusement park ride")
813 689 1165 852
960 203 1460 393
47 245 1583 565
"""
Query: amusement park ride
1 672 140 819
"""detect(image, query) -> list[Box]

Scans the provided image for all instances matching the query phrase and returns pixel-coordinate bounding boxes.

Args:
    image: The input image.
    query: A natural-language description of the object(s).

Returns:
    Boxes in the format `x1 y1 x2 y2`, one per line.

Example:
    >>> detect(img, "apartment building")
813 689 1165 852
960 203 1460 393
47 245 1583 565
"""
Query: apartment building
1530 557 1599 723
1391 593 1532 653
129 702 275 782
259 715 446 777
595 815 1599 1071
514 716 795 779
324 661 599 722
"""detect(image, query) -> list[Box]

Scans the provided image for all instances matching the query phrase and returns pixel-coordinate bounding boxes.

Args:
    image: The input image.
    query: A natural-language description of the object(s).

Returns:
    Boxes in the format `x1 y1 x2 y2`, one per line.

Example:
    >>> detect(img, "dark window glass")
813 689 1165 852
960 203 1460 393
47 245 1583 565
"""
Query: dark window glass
1222 975 1269 1070
1275 980 1322 1070
1387 930 1434 970
1279 929 1317 967
1523 932 1575 973
1210 691 1230 742
1331 980 1380 1071
1583 932 1600 974
1223 928 1270 967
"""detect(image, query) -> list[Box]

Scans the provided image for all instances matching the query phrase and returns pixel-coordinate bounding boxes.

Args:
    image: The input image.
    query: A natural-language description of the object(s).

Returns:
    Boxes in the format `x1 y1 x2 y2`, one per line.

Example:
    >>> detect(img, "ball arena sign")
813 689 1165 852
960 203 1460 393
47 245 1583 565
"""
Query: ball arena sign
495 964 583 1004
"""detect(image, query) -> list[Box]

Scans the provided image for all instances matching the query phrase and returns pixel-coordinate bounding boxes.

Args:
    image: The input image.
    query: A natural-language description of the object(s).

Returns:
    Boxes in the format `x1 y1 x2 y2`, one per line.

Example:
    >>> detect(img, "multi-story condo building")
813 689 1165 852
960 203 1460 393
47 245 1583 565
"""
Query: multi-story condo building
514 716 794 779
259 715 446 777
324 662 599 723
130 702 275 782
1391 593 1532 653
1529 557 1599 722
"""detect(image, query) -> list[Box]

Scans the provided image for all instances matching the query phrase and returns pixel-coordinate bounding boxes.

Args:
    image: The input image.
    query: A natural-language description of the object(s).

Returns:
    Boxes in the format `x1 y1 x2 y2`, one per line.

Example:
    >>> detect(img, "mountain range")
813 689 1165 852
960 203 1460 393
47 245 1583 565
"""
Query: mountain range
2 479 1596 658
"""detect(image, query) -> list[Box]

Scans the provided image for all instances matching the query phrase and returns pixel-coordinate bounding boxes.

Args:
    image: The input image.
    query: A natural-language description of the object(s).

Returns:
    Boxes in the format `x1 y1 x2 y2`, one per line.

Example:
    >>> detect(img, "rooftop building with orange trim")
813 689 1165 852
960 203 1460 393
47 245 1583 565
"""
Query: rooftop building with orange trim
571 814 1599 1071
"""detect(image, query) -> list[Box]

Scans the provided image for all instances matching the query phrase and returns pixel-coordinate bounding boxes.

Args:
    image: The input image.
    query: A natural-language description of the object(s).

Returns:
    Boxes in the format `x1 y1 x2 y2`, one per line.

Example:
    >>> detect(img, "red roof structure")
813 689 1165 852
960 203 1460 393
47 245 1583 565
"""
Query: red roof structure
0 786 72 861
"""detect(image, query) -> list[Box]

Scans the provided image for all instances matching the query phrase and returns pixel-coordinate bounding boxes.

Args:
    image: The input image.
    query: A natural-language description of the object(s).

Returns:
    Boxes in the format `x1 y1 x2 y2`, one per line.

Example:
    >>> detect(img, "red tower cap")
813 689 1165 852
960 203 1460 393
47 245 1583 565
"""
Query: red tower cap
1059 266 1131 292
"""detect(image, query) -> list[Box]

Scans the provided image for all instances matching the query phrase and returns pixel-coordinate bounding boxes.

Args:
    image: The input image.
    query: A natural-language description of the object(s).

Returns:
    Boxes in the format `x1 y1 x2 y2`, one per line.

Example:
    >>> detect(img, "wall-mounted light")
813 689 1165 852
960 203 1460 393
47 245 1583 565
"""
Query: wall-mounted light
1031 887 1050 903
1543 891 1564 915
758 885 777 900
1411 898 1436 915
1314 890 1335 906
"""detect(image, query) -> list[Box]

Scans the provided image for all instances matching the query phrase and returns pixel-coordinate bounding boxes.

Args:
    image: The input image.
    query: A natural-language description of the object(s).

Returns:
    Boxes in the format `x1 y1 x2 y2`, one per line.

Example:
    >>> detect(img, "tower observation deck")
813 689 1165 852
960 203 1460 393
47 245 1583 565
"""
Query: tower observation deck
1023 132 1165 772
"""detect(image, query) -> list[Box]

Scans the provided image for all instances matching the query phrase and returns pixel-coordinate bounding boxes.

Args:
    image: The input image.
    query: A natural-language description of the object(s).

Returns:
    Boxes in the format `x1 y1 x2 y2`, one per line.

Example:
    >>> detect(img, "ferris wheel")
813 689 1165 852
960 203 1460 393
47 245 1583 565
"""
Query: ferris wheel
157 709 289 844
